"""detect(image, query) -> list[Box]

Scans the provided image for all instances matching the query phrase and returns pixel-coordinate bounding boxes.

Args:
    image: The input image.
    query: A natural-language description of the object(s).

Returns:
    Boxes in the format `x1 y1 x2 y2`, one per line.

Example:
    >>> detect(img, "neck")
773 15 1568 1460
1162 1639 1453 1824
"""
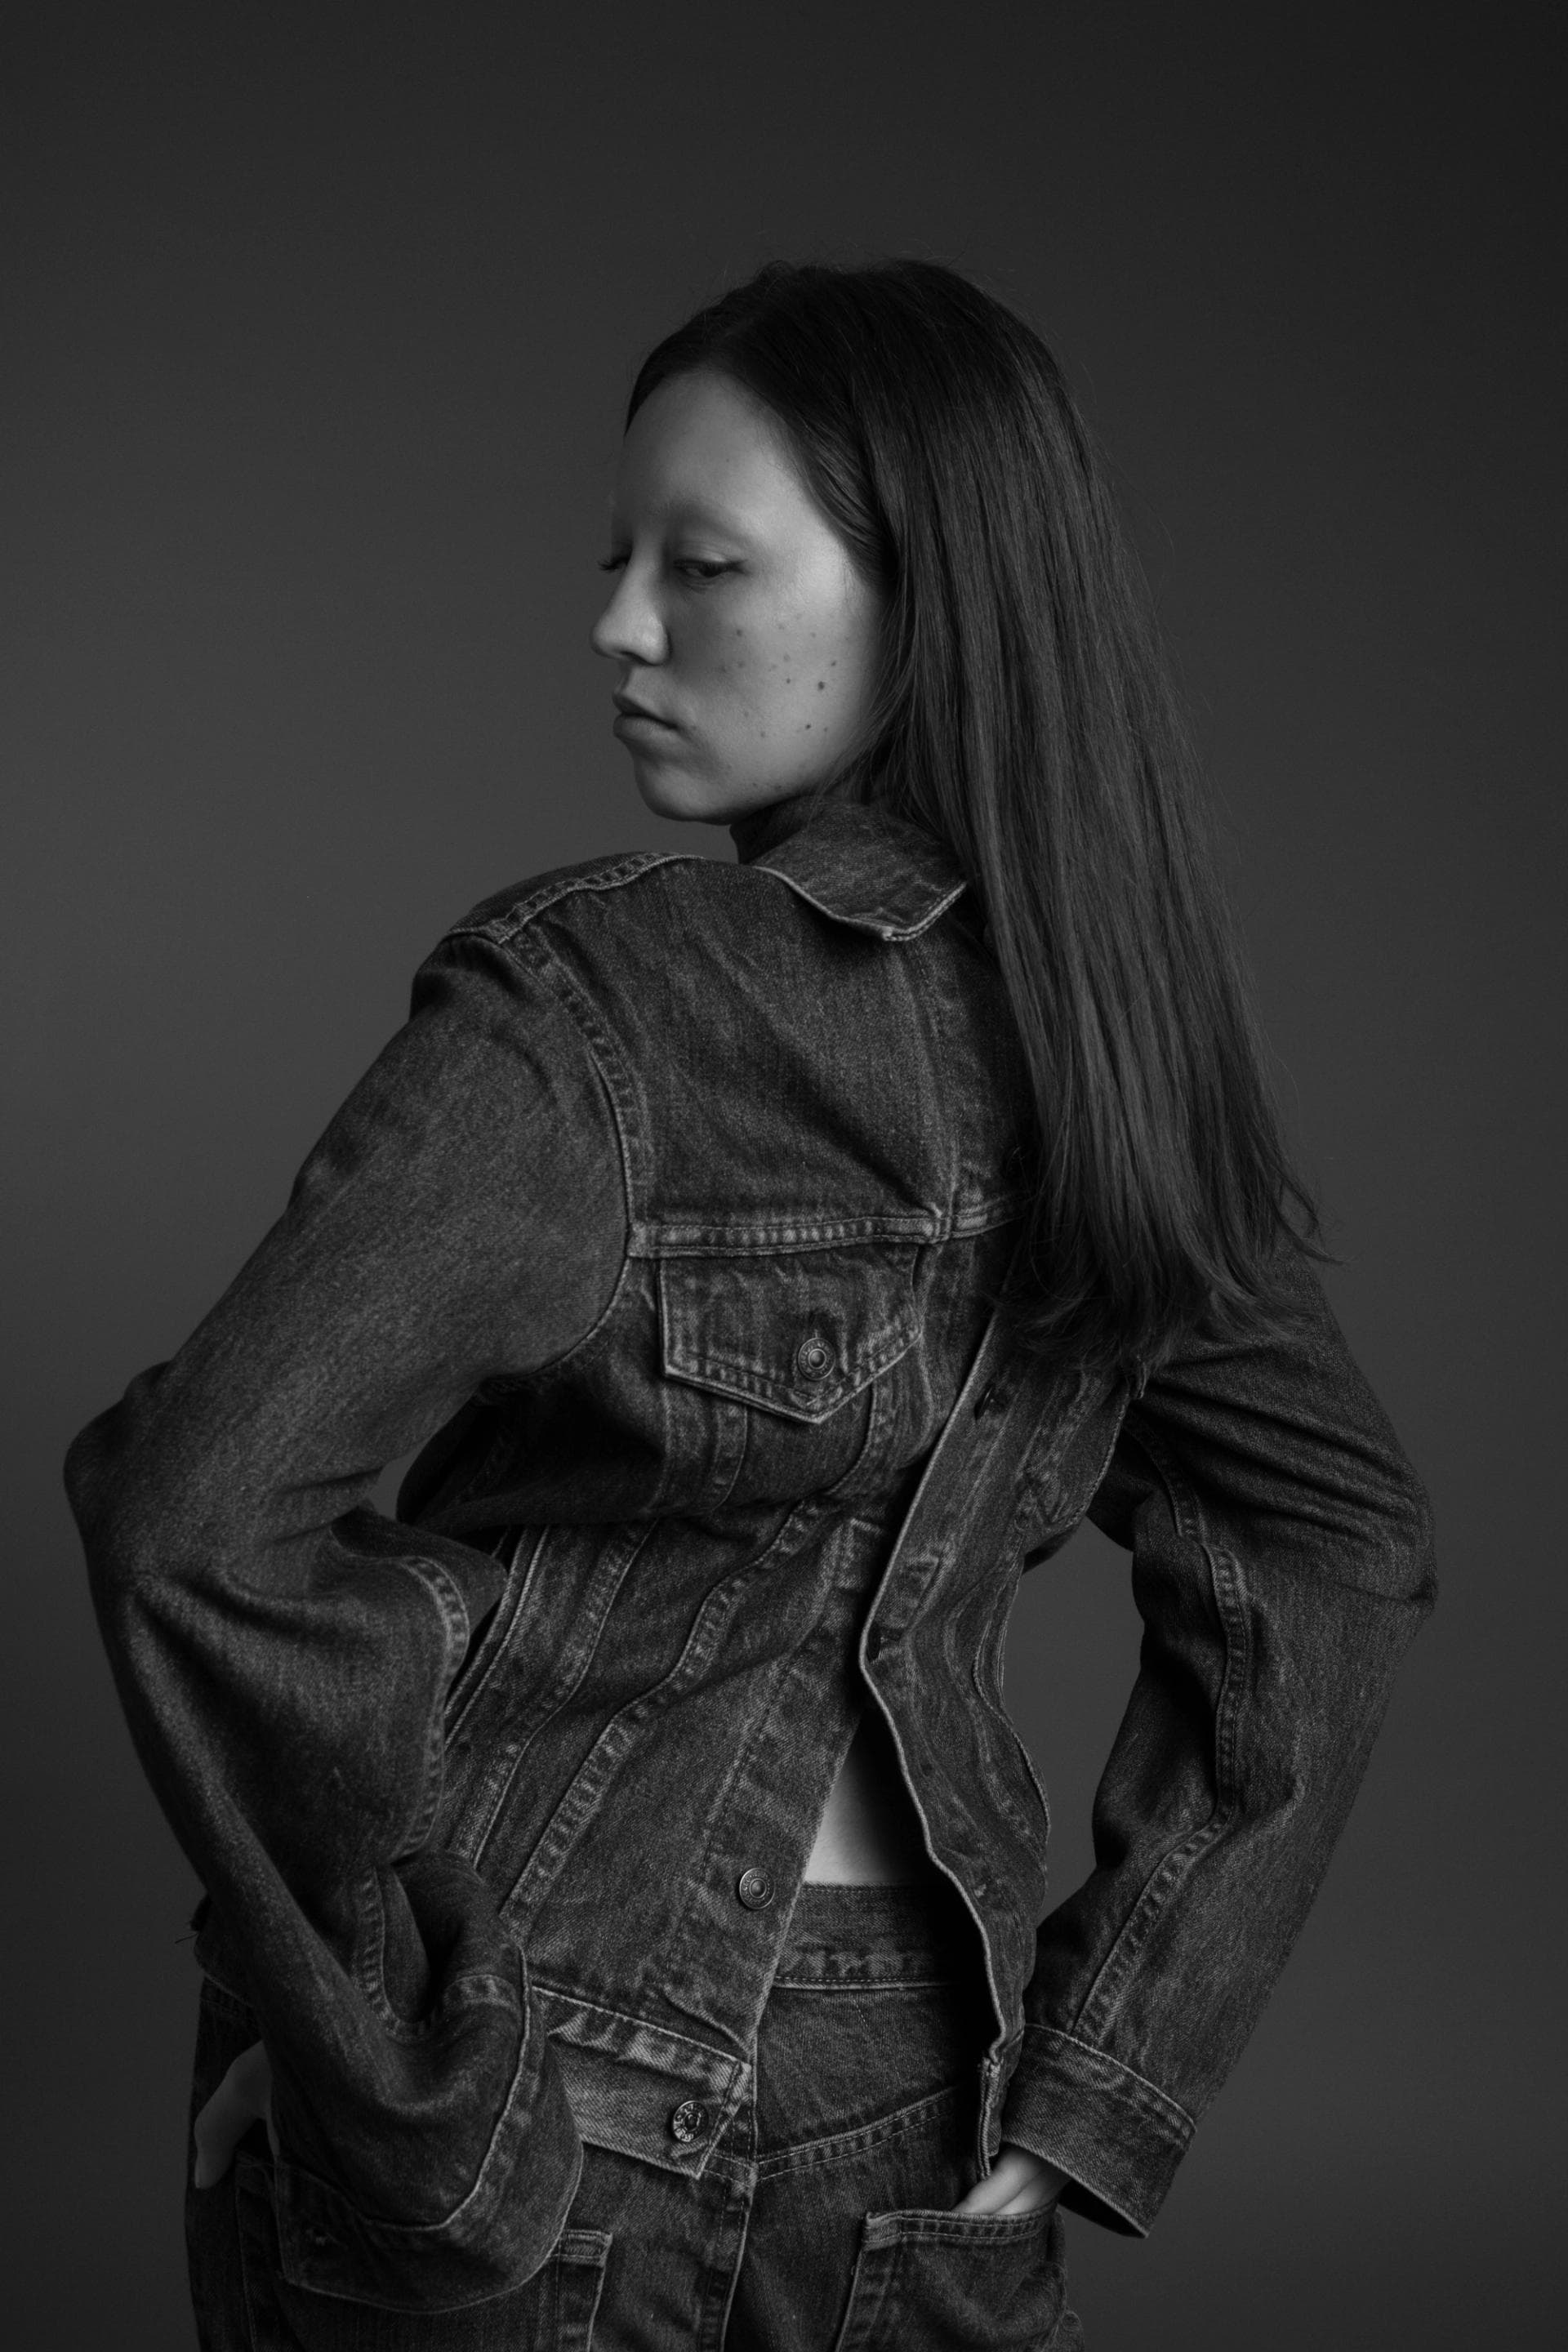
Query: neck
729 777 861 865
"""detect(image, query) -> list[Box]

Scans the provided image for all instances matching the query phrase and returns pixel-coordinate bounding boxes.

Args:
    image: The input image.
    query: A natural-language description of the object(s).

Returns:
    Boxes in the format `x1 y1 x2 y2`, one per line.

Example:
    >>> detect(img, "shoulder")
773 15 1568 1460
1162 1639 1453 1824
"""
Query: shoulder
443 804 971 960
444 847 798 951
439 847 889 1004
448 849 701 945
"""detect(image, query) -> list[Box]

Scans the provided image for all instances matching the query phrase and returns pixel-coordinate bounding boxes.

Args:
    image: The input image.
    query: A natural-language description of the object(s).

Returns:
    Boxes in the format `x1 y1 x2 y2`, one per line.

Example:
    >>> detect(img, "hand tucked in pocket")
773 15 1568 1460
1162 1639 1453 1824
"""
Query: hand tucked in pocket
192 2038 276 2188
951 2142 1067 2218
190 2042 1062 2222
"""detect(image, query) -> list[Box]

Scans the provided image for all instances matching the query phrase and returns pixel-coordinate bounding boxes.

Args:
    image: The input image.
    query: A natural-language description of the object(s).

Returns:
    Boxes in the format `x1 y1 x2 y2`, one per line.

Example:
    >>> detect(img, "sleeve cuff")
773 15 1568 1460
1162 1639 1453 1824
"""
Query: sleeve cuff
1000 2024 1194 2236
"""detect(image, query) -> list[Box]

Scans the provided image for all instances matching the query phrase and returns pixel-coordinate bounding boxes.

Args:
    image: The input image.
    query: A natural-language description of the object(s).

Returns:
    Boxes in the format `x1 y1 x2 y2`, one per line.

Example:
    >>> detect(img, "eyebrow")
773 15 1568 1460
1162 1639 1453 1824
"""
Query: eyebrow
605 496 754 541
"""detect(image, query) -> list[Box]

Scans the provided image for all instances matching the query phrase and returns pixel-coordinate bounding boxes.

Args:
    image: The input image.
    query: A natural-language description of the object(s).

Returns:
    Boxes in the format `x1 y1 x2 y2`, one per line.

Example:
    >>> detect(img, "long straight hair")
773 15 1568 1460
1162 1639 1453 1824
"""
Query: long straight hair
630 260 1321 1377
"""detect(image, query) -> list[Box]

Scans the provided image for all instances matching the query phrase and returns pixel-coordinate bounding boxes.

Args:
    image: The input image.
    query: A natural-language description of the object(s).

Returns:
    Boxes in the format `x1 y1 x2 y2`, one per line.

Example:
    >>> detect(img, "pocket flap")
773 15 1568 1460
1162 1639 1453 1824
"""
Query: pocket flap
659 1245 921 1424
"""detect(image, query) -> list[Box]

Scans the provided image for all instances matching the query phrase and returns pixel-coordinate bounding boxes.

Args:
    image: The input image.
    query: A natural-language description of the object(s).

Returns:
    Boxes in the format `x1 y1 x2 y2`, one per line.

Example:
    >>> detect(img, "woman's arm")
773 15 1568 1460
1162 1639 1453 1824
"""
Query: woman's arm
1000 1249 1436 2233
65 931 627 2299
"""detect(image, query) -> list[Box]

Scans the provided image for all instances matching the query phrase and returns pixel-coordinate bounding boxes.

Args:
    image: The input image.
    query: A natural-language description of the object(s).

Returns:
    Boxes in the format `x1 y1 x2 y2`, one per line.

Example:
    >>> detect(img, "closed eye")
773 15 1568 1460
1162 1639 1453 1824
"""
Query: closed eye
597 554 737 585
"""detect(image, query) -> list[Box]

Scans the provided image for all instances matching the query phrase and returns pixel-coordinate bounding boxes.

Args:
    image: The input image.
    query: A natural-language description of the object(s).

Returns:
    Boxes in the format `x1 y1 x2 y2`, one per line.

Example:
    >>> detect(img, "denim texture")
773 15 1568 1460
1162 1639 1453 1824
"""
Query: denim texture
190 1882 1083 2349
65 794 1436 2323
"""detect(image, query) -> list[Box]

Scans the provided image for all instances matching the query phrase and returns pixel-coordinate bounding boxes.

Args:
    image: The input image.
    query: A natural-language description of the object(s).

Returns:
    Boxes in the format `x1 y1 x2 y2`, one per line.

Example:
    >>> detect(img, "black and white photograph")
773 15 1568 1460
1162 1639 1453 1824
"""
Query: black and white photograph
5 6 1560 2345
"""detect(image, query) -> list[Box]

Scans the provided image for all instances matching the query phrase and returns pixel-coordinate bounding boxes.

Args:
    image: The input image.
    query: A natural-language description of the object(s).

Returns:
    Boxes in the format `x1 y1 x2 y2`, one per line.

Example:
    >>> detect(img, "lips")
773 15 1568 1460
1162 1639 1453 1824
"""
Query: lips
612 693 676 728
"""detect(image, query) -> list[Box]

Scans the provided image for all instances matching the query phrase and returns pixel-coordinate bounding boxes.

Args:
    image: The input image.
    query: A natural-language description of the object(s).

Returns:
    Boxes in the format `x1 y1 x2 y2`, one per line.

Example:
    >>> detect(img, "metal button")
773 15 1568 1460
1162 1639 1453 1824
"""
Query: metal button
795 1334 833 1381
737 1866 774 1909
669 2099 710 2144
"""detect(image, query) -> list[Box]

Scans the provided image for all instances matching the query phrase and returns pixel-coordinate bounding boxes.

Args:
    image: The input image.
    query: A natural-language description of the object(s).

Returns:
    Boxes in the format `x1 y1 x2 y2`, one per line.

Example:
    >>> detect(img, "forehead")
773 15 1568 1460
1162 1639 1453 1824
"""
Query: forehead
612 371 812 532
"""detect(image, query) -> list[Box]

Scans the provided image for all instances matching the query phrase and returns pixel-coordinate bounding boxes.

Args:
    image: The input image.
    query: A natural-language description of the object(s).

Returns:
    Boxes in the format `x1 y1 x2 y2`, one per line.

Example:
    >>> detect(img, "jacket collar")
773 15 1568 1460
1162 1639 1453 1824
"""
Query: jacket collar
729 791 969 943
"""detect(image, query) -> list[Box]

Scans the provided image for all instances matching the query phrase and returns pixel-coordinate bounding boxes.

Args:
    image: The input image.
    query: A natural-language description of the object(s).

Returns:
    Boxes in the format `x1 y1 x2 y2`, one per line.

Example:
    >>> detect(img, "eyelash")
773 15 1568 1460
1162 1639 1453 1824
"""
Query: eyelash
598 556 736 586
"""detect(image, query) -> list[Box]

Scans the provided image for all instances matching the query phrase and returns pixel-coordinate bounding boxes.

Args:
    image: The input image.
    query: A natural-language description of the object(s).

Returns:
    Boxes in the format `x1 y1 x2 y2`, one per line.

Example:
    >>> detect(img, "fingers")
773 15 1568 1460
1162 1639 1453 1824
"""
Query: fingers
951 2145 1040 2215
951 2143 1067 2217
191 2081 242 2189
192 2040 274 2191
993 2177 1062 2216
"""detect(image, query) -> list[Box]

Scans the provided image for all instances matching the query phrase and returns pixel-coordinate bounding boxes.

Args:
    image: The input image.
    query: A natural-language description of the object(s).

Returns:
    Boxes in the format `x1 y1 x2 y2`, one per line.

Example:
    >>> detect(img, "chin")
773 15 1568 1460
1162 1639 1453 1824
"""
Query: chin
630 760 748 826
628 746 825 828
631 764 718 823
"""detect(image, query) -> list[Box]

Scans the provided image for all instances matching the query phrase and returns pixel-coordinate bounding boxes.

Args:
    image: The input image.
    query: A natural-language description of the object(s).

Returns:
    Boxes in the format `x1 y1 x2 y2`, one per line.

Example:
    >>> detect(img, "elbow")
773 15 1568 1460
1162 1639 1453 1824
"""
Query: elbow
64 1410 122 1546
65 1417 151 1612
1313 1448 1437 1615
63 1370 186 1601
1379 1457 1438 1616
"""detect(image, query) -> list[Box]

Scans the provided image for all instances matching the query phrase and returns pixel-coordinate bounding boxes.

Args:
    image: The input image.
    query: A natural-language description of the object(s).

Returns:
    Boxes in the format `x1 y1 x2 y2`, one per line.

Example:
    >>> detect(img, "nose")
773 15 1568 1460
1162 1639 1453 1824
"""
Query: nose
590 561 668 668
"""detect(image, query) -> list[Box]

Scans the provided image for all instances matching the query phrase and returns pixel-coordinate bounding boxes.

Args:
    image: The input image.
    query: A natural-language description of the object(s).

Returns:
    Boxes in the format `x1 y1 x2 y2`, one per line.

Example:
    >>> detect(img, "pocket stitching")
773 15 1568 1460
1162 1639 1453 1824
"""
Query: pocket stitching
657 1248 922 1426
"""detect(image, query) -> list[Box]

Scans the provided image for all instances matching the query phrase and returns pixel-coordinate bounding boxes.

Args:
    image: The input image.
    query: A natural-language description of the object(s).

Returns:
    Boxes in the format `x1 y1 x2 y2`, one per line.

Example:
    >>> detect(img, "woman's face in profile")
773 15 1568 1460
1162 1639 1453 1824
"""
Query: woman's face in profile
591 369 884 823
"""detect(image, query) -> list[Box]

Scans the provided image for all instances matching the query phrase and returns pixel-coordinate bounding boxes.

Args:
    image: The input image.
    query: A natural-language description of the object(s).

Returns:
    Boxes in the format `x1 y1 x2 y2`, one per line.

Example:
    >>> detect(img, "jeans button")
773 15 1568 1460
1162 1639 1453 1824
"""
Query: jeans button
736 1866 775 1909
795 1334 833 1381
669 2099 710 2144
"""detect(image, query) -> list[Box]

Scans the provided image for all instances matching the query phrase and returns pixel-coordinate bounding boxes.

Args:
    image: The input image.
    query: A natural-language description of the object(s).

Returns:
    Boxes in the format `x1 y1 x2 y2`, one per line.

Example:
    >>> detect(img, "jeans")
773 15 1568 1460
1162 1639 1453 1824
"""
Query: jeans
188 1883 1083 2349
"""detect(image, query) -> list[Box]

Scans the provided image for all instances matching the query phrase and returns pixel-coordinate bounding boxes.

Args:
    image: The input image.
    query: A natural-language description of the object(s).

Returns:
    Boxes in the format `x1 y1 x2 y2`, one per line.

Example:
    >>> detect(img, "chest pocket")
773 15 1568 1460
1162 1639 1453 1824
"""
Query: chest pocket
658 1243 923 1425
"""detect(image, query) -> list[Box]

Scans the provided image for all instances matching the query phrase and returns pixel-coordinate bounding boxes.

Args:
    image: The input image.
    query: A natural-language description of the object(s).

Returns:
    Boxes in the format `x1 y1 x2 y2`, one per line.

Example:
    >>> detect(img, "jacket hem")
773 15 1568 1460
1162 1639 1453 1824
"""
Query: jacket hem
266 1980 586 2310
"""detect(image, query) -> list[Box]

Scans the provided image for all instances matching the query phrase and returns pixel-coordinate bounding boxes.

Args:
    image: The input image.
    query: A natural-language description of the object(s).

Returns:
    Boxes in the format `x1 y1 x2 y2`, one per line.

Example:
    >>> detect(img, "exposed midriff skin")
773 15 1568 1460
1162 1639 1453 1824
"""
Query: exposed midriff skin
803 1706 942 1884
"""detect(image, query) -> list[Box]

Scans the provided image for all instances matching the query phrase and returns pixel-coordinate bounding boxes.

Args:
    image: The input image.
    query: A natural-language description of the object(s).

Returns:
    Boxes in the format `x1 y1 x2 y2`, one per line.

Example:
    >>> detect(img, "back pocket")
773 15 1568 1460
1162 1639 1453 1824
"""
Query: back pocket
833 2202 1080 2351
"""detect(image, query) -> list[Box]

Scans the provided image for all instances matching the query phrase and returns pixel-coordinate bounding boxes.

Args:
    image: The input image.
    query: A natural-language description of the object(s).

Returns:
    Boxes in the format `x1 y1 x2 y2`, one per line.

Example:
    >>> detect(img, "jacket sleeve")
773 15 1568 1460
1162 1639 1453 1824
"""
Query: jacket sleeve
998 1248 1436 2234
63 930 628 2306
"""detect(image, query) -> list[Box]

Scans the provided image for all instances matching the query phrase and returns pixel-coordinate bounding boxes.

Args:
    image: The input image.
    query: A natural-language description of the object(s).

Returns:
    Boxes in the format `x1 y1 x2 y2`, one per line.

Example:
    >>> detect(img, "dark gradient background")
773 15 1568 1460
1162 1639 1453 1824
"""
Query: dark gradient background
4 6 1561 2345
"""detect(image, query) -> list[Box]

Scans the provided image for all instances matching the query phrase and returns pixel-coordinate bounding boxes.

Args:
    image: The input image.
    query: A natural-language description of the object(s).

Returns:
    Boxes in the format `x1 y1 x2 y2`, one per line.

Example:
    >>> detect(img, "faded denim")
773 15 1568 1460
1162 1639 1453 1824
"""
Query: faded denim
65 793 1436 2329
190 1882 1084 2349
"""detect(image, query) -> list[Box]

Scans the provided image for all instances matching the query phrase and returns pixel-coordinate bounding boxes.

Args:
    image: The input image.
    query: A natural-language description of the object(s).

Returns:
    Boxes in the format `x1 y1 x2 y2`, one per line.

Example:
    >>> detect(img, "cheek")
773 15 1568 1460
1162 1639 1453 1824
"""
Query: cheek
755 619 848 727
786 576 880 728
693 624 769 728
777 620 872 742
694 598 871 751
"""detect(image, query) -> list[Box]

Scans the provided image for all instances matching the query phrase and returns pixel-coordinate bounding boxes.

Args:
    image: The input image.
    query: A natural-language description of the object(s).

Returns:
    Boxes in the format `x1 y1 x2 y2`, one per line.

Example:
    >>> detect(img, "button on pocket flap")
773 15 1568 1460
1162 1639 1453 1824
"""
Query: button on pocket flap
659 1245 921 1423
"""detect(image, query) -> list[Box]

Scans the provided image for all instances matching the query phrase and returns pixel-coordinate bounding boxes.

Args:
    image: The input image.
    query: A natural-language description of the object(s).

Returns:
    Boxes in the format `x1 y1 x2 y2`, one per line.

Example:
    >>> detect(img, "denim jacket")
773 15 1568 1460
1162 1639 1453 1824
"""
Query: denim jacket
65 795 1435 2314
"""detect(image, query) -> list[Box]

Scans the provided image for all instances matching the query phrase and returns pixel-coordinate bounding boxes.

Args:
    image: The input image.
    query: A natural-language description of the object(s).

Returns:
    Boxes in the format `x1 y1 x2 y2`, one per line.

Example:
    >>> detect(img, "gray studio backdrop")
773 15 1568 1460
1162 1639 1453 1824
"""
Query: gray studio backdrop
4 7 1561 2346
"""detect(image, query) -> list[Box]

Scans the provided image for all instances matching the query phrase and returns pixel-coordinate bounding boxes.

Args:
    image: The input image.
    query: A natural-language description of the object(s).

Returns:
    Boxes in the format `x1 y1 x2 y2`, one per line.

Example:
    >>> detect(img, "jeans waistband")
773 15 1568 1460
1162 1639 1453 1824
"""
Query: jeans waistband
773 1878 978 1988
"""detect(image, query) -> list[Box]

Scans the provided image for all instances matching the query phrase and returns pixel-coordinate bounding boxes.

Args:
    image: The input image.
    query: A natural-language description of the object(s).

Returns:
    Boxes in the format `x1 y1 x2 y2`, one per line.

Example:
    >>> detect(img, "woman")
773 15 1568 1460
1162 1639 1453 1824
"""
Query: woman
66 261 1435 2350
